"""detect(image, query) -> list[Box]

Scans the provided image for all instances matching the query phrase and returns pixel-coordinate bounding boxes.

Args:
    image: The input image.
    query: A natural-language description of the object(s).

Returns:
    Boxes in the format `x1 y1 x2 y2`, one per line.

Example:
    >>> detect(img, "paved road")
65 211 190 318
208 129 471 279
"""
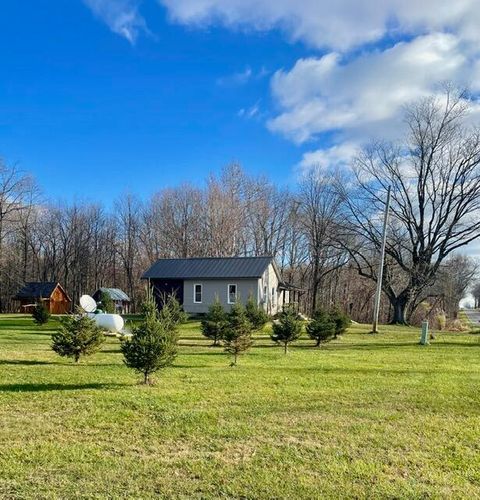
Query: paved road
463 309 480 324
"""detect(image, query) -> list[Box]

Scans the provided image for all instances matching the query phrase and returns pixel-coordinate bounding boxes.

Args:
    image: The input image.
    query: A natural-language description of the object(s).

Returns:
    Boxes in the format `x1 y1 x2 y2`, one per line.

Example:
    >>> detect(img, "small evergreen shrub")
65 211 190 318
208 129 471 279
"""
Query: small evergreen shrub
52 315 105 362
32 301 50 325
271 306 302 354
306 309 336 347
122 290 179 384
159 293 188 325
223 302 253 366
98 290 115 313
201 297 227 346
245 294 269 331
329 308 351 338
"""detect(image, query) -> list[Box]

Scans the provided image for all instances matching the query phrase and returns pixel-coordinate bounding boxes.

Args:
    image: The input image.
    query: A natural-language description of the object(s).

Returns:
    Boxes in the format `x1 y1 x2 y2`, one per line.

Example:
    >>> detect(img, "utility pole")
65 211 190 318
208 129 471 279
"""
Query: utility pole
372 186 391 333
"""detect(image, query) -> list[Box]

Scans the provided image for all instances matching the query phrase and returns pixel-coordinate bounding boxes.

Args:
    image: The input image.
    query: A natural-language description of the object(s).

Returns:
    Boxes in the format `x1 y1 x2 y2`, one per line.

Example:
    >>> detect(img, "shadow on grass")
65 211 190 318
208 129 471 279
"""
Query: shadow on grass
179 349 225 355
0 359 59 366
291 342 417 350
0 325 57 332
287 341 479 350
173 364 210 369
0 382 126 393
178 336 210 341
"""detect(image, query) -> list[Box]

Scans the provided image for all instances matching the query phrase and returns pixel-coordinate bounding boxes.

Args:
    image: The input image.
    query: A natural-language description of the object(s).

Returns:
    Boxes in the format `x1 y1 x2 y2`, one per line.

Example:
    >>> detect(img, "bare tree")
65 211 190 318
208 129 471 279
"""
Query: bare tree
472 282 480 309
115 193 142 307
433 255 478 318
298 168 347 314
0 161 38 311
344 88 480 323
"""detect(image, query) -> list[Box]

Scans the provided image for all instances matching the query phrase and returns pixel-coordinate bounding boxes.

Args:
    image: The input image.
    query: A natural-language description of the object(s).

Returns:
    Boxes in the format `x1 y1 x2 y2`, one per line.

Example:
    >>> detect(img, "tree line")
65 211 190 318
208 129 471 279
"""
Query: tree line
2 87 480 324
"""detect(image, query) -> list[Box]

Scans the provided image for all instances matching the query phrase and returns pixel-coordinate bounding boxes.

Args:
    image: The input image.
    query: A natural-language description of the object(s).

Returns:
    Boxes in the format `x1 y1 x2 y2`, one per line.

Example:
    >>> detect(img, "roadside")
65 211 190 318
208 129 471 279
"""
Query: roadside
462 309 480 325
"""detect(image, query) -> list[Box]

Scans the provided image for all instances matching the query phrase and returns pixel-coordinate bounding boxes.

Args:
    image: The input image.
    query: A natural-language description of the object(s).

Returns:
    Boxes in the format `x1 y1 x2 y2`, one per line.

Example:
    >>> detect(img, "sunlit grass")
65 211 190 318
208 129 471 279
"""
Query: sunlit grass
0 314 479 498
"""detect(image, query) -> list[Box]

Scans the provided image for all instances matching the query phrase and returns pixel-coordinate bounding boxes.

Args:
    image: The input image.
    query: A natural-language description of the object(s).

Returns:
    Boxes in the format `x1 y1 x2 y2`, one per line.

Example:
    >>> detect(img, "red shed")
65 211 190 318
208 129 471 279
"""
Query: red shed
14 282 72 314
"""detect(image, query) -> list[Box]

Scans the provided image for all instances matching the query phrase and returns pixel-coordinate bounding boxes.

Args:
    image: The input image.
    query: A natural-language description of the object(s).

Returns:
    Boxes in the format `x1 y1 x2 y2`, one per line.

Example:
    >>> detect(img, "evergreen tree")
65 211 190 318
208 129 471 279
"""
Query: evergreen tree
306 309 336 347
329 308 351 338
32 301 50 325
52 315 105 362
245 294 269 331
159 293 188 325
201 297 227 346
98 290 115 313
271 306 302 354
121 290 178 384
223 302 253 366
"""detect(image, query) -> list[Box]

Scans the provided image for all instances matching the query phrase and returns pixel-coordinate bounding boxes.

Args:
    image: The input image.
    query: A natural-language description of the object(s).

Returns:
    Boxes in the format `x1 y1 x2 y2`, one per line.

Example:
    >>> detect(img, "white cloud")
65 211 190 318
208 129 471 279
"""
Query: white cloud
217 66 270 86
158 1 480 162
84 0 148 43
159 0 480 51
84 1 480 178
268 33 471 143
238 101 261 119
217 67 253 86
298 142 359 173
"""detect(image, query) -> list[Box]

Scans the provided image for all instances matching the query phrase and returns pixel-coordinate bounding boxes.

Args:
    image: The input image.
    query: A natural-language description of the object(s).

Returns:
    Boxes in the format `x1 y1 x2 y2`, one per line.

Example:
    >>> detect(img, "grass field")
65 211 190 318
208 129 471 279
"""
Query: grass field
0 315 479 499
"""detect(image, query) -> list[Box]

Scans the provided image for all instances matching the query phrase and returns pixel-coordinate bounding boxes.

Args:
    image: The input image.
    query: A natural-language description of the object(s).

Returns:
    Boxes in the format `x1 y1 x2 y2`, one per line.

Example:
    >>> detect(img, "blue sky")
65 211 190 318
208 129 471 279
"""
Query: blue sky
1 1 480 203
0 1 307 201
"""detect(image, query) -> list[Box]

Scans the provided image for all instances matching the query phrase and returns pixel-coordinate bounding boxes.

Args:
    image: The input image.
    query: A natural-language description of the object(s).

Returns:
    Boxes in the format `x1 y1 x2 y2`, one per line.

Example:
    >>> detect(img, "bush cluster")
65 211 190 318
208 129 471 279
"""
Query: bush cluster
50 292 351 383
307 309 350 347
201 298 257 365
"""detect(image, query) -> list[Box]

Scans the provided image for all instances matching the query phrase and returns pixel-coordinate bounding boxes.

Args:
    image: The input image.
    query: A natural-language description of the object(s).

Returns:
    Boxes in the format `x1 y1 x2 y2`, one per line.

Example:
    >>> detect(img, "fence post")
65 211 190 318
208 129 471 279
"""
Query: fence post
420 320 429 345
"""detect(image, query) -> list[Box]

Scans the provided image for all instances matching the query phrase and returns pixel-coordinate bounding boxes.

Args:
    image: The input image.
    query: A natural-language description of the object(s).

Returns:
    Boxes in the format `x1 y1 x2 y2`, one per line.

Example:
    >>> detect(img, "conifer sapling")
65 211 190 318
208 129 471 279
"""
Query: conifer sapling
271 306 302 354
52 314 105 362
306 309 336 347
121 289 178 384
201 296 227 346
329 308 351 338
98 290 115 313
245 293 269 331
223 302 253 366
159 292 188 325
32 300 50 325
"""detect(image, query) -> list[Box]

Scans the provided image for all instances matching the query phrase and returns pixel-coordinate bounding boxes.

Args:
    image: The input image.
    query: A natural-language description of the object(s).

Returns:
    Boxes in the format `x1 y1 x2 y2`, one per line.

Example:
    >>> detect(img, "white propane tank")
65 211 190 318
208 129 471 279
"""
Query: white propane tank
88 313 124 333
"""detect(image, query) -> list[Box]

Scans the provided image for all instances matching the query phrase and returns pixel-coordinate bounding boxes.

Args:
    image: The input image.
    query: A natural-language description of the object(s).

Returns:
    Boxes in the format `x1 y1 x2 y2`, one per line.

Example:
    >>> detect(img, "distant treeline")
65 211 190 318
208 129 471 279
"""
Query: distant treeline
1 88 479 324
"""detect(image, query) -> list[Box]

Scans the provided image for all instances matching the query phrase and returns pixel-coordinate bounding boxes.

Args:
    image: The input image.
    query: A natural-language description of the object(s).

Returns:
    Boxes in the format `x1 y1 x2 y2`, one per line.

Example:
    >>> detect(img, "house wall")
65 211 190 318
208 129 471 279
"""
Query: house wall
183 279 260 314
259 263 283 315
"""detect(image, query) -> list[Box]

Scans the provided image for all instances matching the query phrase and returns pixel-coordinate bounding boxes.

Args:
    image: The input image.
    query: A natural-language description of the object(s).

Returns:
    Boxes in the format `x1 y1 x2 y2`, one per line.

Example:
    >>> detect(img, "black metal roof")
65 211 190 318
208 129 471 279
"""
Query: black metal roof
14 282 69 300
142 256 275 280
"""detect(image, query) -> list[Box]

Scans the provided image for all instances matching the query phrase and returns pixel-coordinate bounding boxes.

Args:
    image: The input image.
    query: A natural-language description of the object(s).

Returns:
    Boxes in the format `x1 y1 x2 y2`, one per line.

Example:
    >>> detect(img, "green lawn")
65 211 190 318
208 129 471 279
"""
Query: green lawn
0 315 479 499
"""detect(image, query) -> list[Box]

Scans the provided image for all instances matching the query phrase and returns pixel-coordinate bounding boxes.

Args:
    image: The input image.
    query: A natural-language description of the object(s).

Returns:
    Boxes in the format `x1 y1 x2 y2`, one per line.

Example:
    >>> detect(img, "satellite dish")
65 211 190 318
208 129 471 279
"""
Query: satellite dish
80 294 97 313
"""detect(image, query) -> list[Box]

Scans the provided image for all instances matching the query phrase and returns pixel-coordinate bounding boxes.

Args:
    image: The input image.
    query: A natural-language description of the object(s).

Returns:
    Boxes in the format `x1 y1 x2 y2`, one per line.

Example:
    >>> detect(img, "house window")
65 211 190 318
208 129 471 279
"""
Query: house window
228 284 237 304
194 284 202 303
263 285 267 302
271 287 276 307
